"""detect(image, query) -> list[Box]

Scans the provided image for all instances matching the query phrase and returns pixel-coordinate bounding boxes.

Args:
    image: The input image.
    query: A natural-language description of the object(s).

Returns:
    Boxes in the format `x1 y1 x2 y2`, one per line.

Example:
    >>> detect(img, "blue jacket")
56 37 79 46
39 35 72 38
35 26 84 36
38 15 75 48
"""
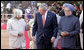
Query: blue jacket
32 11 58 44
58 15 80 49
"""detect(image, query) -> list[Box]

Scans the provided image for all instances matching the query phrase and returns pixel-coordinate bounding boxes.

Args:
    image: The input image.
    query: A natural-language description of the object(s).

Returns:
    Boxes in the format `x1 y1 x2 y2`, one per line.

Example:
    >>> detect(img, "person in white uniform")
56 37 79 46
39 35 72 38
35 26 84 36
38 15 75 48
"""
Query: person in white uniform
79 4 83 49
7 9 29 49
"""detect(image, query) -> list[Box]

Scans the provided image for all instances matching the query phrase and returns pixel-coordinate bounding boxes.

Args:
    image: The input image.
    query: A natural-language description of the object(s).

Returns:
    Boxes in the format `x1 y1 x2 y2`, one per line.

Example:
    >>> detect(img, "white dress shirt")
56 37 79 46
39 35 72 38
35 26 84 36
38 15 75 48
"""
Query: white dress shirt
42 10 48 21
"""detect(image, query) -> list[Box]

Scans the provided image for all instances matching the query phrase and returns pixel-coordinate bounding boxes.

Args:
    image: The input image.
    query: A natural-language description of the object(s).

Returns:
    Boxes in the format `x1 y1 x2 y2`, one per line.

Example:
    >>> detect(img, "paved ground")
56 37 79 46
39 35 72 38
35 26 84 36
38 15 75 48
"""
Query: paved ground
1 30 9 49
1 29 30 49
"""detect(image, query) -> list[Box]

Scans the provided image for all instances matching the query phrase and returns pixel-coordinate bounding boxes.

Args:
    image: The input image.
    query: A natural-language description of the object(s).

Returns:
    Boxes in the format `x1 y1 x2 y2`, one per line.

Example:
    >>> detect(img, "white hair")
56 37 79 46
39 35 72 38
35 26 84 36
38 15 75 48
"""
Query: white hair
39 3 48 10
13 9 23 18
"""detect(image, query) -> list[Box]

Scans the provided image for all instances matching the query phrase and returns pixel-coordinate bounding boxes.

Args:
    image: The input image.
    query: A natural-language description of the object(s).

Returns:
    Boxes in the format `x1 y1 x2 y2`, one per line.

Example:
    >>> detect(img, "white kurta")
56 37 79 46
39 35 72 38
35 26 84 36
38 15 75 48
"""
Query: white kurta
6 3 11 9
7 18 27 49
79 10 83 49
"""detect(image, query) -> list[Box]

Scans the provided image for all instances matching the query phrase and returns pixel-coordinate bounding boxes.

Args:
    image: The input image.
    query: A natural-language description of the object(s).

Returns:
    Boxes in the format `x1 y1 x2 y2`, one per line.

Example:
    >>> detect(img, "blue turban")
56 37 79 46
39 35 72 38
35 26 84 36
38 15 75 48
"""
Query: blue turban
64 3 76 12
63 3 69 7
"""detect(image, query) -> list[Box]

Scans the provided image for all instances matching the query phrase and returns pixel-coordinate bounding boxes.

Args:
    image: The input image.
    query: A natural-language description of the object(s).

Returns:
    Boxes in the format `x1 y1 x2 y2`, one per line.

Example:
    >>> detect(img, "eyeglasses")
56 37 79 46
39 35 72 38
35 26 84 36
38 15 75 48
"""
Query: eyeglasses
64 10 71 12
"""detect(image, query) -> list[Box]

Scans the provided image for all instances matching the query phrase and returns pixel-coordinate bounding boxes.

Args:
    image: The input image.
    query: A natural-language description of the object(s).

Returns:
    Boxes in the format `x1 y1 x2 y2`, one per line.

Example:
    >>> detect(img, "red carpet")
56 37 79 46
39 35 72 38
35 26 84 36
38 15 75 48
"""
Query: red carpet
1 23 61 49
1 23 30 49
1 23 7 30
24 31 30 49
58 39 62 49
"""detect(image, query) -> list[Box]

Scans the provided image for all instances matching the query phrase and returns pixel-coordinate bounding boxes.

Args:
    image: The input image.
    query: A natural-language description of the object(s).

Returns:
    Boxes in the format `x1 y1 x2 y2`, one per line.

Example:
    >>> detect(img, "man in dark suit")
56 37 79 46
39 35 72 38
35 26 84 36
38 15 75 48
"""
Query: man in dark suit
32 3 58 49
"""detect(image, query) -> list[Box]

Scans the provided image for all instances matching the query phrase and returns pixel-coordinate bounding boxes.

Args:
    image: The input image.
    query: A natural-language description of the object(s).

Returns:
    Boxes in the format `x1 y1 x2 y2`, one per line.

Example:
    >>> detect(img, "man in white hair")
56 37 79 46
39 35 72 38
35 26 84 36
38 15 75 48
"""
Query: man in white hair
7 9 29 49
32 3 58 49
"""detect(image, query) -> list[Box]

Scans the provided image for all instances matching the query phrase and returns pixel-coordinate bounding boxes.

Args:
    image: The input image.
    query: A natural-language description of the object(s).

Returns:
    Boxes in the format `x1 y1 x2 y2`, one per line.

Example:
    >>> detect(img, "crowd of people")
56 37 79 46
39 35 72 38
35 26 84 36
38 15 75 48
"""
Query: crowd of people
1 1 83 49
1 2 38 23
1 2 82 22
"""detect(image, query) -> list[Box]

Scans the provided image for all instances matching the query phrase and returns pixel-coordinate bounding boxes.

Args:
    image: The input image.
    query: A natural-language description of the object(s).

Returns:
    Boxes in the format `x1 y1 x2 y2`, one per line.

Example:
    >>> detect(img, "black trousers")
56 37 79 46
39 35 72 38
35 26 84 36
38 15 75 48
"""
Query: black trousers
36 36 52 49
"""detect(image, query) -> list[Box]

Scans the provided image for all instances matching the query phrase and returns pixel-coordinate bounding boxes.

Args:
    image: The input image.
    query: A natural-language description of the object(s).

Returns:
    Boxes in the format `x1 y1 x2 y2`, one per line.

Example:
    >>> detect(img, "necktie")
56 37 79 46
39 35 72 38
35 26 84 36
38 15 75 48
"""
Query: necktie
42 15 45 27
42 14 45 37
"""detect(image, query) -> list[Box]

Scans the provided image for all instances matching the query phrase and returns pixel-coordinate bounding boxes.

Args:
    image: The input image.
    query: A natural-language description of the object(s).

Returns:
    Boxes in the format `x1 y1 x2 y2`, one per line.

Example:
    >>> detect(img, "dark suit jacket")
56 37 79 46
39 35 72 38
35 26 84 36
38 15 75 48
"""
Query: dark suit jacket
58 15 80 49
32 11 58 43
